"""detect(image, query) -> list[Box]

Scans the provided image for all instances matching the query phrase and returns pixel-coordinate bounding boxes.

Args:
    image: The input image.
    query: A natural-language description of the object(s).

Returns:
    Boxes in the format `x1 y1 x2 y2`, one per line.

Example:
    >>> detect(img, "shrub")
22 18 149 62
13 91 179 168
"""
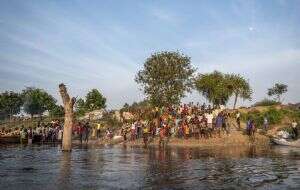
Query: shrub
263 108 283 125
253 98 280 107
241 109 264 127
241 108 283 128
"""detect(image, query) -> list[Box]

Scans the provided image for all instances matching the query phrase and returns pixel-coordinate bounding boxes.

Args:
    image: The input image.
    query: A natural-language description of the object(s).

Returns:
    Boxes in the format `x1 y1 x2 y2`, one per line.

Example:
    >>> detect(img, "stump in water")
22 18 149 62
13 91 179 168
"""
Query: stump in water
59 83 76 151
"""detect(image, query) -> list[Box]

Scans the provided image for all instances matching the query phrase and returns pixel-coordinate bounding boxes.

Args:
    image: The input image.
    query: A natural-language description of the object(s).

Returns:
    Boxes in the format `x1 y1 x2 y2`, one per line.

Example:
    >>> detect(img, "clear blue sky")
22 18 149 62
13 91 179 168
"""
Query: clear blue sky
0 0 299 109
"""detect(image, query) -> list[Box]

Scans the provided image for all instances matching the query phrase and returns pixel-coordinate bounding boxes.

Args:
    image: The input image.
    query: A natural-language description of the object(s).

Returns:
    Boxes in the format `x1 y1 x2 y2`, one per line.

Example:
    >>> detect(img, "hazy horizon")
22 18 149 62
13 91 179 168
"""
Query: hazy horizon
1 0 299 109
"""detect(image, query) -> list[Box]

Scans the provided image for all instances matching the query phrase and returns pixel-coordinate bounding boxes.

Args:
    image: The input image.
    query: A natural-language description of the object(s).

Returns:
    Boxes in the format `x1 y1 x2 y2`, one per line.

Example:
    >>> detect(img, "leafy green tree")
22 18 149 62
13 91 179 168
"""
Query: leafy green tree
0 91 23 120
226 74 252 109
49 105 65 118
85 89 106 111
22 87 56 117
267 83 288 103
121 103 130 112
75 98 86 116
194 71 232 107
135 51 195 107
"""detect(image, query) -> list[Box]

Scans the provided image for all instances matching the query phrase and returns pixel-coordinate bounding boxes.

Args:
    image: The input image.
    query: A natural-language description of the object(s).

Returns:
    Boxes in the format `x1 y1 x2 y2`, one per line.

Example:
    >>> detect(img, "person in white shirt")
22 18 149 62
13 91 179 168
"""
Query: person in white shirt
205 112 214 130
236 112 241 130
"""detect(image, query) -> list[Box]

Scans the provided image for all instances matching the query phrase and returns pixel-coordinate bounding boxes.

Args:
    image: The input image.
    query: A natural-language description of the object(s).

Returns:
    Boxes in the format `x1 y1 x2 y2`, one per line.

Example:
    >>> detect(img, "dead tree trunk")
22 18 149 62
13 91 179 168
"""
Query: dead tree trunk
59 83 76 151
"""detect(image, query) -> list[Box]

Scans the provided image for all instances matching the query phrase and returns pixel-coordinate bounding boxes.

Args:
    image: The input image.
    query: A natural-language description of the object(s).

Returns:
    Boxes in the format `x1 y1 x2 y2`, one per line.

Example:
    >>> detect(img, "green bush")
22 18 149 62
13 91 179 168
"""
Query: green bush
241 109 264 127
253 98 280 107
242 107 283 128
264 108 283 125
279 108 300 123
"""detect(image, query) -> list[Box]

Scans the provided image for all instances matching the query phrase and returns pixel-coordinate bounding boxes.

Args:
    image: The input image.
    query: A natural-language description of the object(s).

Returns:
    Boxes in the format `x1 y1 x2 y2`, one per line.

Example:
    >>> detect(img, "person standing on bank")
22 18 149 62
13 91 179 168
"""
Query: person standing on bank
96 123 101 139
83 122 90 143
236 111 241 130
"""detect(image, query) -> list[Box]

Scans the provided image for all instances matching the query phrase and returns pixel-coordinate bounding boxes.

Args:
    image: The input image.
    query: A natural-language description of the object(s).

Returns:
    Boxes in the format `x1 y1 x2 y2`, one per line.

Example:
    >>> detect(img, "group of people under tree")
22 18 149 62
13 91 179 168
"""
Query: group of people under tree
120 103 247 147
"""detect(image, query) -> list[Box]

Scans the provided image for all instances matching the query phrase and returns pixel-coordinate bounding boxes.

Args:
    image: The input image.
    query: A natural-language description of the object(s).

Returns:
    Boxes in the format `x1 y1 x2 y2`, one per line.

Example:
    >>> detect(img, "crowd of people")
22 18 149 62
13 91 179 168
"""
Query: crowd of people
1 102 299 146
120 103 241 147
0 120 63 143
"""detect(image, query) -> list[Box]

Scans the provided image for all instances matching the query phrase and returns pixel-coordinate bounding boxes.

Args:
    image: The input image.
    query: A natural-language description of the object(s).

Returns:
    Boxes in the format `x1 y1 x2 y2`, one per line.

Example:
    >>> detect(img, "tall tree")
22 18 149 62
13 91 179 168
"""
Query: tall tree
75 98 86 116
85 89 106 111
226 74 252 109
59 83 75 151
49 105 65 118
267 83 288 103
135 51 195 107
0 91 23 120
22 87 56 117
194 71 232 107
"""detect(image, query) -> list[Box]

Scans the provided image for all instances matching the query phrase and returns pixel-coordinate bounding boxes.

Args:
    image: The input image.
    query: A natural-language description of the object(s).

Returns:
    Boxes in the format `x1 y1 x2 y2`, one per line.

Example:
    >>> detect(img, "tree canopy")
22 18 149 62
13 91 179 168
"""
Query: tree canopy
75 98 86 116
194 71 231 106
74 89 106 116
195 71 252 108
22 87 56 117
226 74 252 109
49 104 65 118
0 91 23 119
85 89 106 111
135 51 195 107
267 83 288 103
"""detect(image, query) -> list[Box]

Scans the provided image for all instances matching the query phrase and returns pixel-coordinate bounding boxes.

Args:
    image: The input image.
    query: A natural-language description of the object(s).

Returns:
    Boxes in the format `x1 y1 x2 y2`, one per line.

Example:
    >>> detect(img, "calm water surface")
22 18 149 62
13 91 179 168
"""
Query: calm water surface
0 144 300 190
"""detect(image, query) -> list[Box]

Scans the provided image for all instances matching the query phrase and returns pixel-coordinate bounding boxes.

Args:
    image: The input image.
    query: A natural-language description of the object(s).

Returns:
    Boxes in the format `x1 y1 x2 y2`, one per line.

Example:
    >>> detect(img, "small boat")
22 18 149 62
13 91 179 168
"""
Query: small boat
271 137 300 148
0 136 21 143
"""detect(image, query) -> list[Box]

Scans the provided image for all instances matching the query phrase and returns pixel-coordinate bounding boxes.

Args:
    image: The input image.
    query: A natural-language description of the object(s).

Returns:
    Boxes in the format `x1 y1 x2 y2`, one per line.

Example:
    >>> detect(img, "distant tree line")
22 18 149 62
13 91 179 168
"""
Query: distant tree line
0 87 106 120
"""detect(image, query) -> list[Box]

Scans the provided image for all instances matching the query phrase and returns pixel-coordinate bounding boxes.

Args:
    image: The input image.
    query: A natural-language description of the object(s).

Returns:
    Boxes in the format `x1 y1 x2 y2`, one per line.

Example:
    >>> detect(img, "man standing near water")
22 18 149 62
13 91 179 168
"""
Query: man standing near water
96 123 101 139
83 122 90 143
215 113 223 138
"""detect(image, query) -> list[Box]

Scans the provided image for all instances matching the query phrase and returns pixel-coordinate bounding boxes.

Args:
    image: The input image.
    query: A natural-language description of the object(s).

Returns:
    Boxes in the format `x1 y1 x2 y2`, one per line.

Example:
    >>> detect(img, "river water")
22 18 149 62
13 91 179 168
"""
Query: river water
0 144 300 190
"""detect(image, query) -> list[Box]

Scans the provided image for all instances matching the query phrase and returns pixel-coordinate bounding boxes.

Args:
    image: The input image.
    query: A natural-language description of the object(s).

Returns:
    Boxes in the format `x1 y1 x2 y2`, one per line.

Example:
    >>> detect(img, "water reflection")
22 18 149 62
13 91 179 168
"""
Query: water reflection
0 144 300 190
58 152 72 190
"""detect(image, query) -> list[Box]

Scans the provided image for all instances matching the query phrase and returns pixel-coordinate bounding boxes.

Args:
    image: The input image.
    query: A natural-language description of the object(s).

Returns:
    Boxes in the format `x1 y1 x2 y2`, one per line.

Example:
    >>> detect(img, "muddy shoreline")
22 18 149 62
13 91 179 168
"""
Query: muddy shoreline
72 131 271 149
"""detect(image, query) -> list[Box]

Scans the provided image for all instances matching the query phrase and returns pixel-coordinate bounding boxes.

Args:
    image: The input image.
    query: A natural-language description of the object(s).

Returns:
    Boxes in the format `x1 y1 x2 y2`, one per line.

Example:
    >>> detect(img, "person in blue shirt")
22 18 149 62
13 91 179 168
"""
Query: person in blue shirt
215 113 224 138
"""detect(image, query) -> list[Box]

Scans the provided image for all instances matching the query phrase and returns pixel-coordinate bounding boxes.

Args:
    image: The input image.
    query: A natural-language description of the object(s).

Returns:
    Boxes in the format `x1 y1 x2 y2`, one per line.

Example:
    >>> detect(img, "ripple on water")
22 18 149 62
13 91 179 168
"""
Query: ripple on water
0 144 300 189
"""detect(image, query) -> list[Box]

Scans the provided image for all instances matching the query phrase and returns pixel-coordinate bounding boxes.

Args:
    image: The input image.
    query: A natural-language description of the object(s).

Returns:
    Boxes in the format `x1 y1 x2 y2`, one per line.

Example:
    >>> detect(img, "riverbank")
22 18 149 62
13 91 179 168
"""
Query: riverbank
128 131 270 148
72 130 270 149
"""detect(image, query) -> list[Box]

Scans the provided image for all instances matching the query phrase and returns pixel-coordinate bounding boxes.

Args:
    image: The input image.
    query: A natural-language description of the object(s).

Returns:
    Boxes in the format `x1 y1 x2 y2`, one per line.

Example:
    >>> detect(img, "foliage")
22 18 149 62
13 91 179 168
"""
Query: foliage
100 112 122 130
122 103 130 111
22 87 56 117
253 98 280 107
135 51 195 107
194 71 232 106
85 89 106 111
267 83 288 103
0 91 23 119
280 107 300 123
49 105 64 118
74 89 106 116
265 108 284 125
241 108 284 127
75 98 86 116
226 74 252 109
